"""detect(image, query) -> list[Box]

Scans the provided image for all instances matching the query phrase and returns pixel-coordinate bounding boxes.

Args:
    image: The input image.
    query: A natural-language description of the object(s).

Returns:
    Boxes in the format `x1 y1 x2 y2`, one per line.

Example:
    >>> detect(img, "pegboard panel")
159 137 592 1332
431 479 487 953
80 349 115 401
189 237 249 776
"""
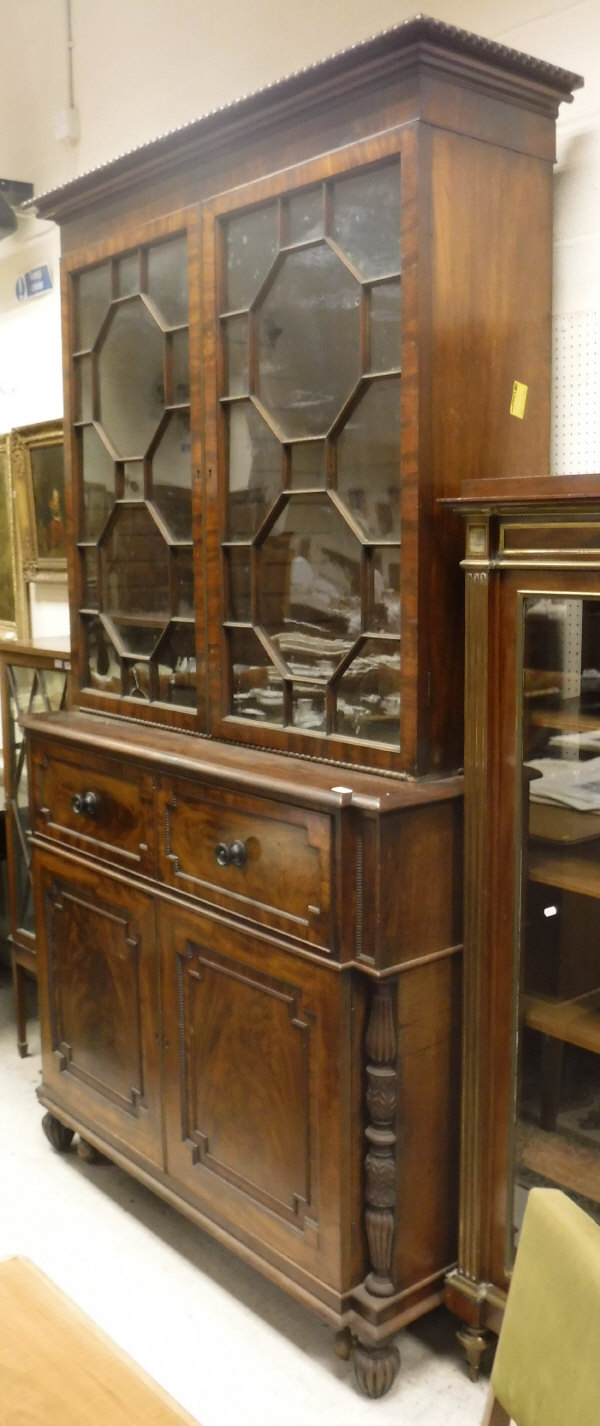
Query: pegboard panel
550 310 598 476
552 311 600 474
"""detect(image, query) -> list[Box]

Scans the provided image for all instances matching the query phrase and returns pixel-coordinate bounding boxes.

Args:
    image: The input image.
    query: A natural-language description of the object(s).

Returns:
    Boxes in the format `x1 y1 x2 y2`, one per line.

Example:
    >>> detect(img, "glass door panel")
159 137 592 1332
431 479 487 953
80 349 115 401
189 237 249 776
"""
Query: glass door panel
218 159 402 752
514 595 600 1235
71 229 197 719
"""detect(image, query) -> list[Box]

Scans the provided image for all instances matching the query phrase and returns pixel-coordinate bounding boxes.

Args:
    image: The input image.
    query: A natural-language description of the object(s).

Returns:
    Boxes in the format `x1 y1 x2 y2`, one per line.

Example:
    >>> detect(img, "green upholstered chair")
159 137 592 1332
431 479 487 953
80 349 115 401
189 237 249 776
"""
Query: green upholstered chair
483 1188 600 1425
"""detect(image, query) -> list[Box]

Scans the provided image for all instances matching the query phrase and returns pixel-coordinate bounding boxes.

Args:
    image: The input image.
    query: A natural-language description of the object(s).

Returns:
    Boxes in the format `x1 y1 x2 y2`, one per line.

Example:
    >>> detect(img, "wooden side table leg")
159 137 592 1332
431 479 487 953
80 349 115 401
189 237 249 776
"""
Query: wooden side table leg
11 953 28 1057
456 1323 492 1381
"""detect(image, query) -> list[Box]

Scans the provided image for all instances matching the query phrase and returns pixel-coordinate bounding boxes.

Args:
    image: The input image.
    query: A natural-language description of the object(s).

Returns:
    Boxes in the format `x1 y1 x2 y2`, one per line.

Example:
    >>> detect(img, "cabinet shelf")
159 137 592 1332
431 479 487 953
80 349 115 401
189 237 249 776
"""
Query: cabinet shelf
528 843 600 899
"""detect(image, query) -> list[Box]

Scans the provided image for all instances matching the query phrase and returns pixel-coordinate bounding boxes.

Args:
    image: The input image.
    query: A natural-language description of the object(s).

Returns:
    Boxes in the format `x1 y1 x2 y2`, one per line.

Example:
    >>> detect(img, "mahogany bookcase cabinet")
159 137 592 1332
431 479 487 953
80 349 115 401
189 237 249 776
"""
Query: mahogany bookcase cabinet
446 477 600 1376
26 19 579 1396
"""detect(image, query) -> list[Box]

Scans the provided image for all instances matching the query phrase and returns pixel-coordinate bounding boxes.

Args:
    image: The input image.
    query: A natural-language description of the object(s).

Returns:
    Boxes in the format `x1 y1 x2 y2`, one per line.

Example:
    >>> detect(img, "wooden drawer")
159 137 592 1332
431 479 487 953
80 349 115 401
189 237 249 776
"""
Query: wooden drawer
157 776 334 950
29 737 156 877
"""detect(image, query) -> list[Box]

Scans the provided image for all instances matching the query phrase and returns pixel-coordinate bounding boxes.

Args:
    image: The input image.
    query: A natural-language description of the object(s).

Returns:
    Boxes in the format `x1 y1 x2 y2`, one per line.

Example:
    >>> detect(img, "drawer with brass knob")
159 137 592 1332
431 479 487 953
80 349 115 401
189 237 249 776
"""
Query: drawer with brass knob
29 735 156 877
157 775 333 951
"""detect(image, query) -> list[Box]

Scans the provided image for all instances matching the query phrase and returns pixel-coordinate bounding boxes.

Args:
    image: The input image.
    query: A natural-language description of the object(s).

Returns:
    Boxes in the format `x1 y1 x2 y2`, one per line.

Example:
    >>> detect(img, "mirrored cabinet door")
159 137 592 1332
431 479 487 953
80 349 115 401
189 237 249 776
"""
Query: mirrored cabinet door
512 594 600 1238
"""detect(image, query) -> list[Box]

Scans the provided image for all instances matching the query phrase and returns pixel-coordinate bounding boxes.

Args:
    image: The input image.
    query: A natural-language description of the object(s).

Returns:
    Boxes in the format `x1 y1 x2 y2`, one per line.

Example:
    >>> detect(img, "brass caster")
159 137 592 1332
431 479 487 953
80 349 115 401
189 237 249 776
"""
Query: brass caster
457 1323 492 1381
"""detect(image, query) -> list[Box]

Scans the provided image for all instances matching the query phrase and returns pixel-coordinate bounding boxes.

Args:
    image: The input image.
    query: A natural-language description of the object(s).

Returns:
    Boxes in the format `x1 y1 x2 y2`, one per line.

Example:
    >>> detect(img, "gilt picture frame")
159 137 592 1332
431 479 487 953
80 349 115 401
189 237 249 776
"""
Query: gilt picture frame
11 419 66 583
0 432 29 640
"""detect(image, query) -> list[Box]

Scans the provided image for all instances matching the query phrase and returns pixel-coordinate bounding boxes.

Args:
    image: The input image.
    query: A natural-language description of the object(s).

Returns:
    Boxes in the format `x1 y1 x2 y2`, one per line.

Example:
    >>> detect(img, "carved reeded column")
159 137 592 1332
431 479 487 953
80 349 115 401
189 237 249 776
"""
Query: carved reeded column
364 980 398 1296
351 979 400 1398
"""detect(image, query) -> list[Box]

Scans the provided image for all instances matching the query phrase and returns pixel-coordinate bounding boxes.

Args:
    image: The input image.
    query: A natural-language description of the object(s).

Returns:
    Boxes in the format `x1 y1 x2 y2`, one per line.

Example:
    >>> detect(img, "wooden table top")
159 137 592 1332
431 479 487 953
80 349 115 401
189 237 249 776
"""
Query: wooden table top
0 1256 200 1425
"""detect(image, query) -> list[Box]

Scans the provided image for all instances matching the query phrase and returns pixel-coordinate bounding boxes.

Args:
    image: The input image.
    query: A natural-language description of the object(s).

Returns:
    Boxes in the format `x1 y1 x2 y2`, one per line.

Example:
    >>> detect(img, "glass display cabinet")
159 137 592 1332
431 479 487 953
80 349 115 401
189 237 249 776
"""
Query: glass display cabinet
25 19 579 1397
446 476 600 1374
0 639 70 1054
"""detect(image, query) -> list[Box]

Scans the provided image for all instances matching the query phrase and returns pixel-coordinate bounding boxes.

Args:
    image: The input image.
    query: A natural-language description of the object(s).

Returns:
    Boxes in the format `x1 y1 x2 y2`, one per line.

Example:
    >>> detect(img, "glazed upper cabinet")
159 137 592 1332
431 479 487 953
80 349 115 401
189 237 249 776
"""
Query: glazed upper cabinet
446 479 600 1373
30 17 580 1399
57 19 581 776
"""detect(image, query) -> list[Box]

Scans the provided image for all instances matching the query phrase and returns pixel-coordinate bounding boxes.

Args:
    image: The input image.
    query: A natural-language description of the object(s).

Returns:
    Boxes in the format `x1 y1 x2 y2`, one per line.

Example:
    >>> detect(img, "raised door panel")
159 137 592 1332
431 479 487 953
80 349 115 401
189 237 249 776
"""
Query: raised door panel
35 850 163 1168
160 902 357 1292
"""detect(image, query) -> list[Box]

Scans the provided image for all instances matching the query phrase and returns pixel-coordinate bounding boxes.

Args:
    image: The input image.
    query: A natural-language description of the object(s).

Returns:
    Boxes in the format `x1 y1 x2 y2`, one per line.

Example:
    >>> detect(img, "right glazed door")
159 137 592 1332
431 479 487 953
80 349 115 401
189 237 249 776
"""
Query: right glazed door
202 135 408 773
512 592 600 1241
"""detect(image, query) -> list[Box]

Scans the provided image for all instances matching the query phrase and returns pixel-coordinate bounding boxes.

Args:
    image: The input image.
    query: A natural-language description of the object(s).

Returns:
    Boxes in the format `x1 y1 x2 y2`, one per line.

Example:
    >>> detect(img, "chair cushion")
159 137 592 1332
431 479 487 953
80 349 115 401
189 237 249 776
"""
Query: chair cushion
492 1188 600 1426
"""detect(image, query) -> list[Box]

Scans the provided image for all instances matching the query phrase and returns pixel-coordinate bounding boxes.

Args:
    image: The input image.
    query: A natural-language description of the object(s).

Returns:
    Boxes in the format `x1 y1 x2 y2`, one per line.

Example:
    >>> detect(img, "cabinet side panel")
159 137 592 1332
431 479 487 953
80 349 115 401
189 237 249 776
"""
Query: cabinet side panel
425 133 553 773
393 955 462 1285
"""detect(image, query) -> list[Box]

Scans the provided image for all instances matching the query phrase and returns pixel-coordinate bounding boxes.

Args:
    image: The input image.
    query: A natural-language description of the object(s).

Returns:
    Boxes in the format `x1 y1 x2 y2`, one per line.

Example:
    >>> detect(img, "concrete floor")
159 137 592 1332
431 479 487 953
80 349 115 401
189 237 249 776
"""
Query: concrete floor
0 962 490 1425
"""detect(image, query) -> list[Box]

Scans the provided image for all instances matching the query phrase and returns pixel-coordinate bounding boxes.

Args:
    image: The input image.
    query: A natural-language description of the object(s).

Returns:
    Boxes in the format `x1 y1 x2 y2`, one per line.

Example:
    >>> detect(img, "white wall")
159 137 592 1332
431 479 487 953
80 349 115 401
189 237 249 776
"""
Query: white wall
0 0 598 633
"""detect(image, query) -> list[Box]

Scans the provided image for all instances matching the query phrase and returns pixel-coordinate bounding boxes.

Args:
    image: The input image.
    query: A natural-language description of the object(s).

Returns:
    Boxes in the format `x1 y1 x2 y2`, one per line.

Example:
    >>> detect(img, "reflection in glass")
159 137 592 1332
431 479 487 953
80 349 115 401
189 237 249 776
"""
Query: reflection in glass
98 298 165 458
514 596 600 1232
124 660 151 700
224 315 249 396
151 410 192 540
104 504 170 618
84 615 121 692
170 329 190 404
332 164 401 279
370 280 402 372
286 188 324 244
111 621 164 657
291 685 327 732
227 402 282 538
147 237 188 327
336 377 401 540
256 244 361 438
173 548 195 616
229 627 285 723
75 263 111 349
289 442 326 490
334 638 401 744
225 205 279 312
156 622 197 708
81 548 99 608
75 355 93 422
80 427 114 540
260 493 361 672
123 461 144 499
226 545 252 622
371 551 401 635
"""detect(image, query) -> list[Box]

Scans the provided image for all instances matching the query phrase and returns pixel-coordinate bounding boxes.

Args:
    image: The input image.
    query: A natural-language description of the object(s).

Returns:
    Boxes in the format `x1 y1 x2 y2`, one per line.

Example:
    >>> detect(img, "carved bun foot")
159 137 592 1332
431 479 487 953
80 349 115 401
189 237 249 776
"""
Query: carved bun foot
457 1323 492 1381
333 1327 353 1361
76 1138 104 1164
351 1340 400 1398
42 1113 75 1153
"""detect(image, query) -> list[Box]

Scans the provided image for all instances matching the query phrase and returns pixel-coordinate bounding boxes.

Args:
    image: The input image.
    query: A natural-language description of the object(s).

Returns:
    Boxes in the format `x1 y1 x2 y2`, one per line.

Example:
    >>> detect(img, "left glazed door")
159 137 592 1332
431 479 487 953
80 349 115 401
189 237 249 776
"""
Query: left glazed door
35 848 164 1169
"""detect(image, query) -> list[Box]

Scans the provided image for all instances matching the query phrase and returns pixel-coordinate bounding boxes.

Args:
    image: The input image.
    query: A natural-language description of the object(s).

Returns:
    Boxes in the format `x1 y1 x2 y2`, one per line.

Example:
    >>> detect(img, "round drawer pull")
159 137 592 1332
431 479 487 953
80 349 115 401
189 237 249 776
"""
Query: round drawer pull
214 839 247 868
72 790 100 817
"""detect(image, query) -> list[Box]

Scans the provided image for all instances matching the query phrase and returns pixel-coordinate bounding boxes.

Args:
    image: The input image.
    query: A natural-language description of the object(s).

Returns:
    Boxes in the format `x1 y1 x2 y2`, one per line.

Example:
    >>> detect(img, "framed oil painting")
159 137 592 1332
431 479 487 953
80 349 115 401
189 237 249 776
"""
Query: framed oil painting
0 433 29 639
11 420 66 583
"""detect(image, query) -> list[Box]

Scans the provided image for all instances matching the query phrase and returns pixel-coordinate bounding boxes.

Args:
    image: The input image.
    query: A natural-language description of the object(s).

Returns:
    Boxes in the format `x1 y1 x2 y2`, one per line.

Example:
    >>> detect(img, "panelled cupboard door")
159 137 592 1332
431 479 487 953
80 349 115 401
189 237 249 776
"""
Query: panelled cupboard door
35 849 163 1168
159 901 358 1292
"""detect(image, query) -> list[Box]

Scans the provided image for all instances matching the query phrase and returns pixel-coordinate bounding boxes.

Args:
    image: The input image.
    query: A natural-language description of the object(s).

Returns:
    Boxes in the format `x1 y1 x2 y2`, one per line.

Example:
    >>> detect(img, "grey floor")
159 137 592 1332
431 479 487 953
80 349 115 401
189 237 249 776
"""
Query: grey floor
0 961 490 1424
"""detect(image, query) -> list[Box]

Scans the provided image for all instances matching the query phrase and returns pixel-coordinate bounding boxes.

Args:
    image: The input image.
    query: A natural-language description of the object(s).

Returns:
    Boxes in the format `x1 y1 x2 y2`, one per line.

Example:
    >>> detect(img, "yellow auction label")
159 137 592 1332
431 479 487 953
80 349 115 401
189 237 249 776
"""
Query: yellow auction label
510 380 529 419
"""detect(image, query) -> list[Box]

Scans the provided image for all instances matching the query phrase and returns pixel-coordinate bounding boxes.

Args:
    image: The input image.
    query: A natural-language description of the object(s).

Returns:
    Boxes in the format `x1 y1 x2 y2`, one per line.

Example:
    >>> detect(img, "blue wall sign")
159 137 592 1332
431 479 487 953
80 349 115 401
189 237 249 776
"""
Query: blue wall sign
15 265 53 301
